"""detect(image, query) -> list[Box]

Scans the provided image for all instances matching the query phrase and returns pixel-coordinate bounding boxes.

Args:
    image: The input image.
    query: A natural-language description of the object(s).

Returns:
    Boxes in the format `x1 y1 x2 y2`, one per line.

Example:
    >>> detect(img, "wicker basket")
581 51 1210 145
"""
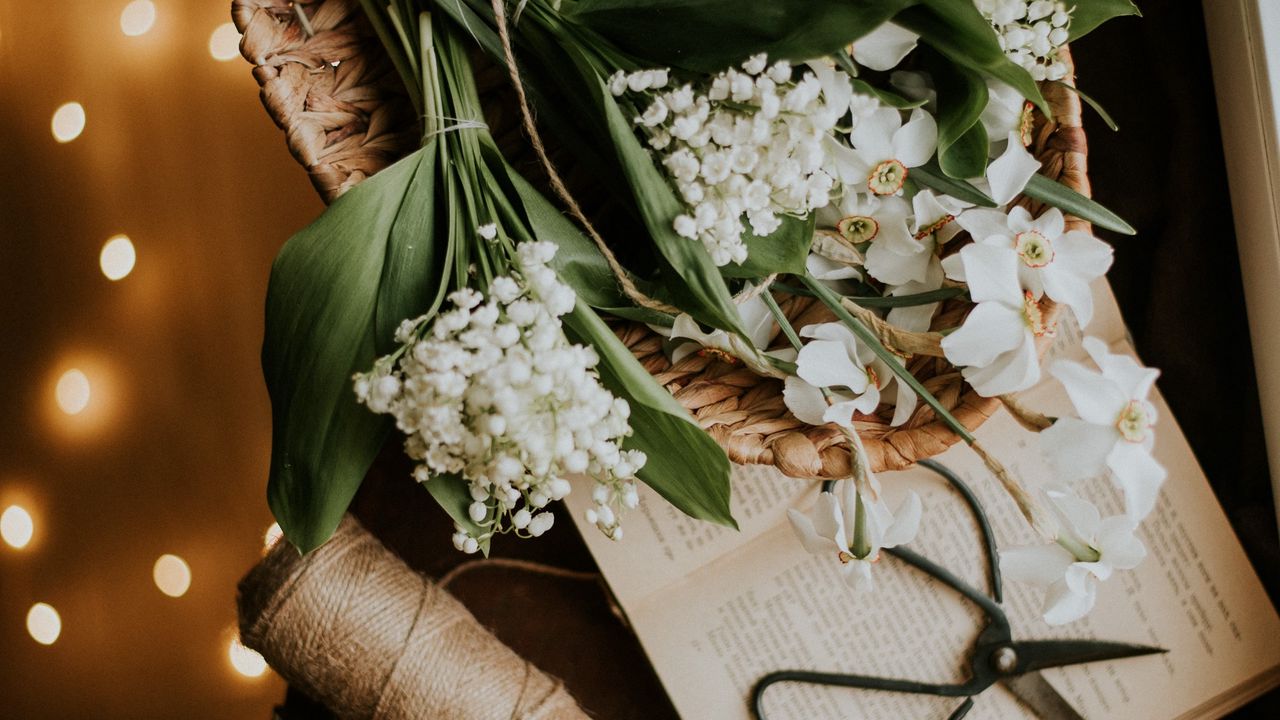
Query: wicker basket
232 0 1093 479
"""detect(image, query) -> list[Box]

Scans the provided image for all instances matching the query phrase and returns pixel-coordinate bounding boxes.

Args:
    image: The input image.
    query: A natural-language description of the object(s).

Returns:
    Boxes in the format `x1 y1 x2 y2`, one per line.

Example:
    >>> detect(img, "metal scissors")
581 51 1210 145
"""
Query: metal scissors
752 459 1165 720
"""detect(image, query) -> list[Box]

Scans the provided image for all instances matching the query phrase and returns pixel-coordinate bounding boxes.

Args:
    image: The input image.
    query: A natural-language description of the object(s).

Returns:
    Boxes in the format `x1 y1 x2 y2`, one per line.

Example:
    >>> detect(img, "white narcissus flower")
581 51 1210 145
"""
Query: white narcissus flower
850 22 920 72
788 476 923 591
1000 489 1146 625
1040 336 1166 520
864 190 963 287
940 242 1052 396
982 131 1042 206
826 107 938 196
666 295 781 377
783 322 918 427
945 205 1113 326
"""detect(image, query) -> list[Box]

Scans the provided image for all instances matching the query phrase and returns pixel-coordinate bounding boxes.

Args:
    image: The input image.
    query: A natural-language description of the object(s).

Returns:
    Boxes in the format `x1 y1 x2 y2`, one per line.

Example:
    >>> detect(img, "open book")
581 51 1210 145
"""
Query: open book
568 285 1280 719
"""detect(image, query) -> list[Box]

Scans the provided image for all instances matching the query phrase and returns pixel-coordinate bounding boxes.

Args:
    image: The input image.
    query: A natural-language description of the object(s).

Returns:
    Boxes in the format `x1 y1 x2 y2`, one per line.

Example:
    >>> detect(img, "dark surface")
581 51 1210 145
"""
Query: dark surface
285 1 1280 718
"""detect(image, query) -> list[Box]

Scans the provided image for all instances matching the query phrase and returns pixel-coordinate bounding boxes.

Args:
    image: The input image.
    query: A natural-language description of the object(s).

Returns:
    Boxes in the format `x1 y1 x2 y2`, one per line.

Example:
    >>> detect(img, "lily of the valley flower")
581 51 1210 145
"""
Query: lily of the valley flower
1000 489 1146 625
783 322 919 427
945 205 1113 326
850 22 920 72
827 107 938 196
940 243 1052 396
788 476 923 591
666 295 783 377
1040 336 1166 520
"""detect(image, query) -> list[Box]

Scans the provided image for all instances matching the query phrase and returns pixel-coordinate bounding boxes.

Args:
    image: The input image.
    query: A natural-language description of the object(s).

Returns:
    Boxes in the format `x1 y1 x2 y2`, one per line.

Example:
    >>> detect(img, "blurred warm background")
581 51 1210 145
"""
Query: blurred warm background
0 1 319 717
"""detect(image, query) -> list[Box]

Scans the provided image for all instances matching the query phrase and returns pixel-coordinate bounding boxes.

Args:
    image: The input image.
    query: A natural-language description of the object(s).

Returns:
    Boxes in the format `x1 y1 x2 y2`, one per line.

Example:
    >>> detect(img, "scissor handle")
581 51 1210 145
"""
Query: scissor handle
917 459 1003 603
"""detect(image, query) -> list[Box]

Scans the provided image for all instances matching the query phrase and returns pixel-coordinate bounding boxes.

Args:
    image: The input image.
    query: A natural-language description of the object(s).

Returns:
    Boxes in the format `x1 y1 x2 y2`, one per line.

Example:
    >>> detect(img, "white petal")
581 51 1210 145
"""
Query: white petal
1039 417 1116 484
1049 359 1129 425
1096 516 1147 570
886 377 919 426
800 321 857 345
941 302 1027 368
1032 207 1066 239
823 134 873 186
850 107 902 161
882 491 923 548
784 376 832 425
940 252 966 283
956 207 1013 244
887 302 937 334
1042 575 1098 625
986 133 1042 205
1084 337 1160 401
1041 263 1096 327
961 335 1040 396
1007 205 1034 233
788 506 838 556
1107 442 1167 521
866 236 931 285
1047 489 1102 542
959 242 1023 305
851 22 920 72
797 340 869 391
1054 230 1113 278
737 296 777 350
843 559 877 592
822 398 859 428
808 253 862 281
892 108 938 168
806 61 852 113
1000 543 1075 587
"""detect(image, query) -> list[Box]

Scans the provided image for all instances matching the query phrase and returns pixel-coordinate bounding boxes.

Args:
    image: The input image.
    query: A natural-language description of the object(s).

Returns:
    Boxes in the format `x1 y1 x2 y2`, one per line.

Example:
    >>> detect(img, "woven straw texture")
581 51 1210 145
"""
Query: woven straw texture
232 0 1093 477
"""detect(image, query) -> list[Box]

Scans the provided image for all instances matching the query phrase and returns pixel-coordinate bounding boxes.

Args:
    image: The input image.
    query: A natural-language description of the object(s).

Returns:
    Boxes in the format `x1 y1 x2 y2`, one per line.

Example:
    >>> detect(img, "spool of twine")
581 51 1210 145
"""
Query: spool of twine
237 515 590 720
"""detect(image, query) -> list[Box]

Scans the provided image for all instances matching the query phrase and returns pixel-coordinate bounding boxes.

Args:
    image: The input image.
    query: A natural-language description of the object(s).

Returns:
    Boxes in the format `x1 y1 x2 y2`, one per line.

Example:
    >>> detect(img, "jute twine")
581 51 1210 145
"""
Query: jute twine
232 0 1093 477
238 515 590 720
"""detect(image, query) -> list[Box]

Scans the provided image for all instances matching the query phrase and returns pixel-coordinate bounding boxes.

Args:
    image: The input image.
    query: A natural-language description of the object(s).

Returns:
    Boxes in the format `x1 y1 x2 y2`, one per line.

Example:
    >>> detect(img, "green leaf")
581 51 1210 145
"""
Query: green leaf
561 0 918 73
263 146 443 553
1055 81 1119 131
720 214 815 279
563 301 736 528
895 0 1049 115
375 149 443 353
926 48 990 179
911 162 997 207
851 77 926 110
1022 173 1136 235
424 473 491 556
1068 0 1141 41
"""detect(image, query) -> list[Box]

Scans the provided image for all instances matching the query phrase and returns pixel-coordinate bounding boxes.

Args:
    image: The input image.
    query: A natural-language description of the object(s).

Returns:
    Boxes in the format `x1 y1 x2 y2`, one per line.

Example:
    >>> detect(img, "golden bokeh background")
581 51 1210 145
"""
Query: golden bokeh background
0 1 323 716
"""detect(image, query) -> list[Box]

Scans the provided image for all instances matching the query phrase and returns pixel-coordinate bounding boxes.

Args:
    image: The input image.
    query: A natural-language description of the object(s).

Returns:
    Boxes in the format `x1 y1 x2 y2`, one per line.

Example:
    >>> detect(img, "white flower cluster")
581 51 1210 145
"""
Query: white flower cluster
976 0 1072 81
355 240 646 552
611 54 837 266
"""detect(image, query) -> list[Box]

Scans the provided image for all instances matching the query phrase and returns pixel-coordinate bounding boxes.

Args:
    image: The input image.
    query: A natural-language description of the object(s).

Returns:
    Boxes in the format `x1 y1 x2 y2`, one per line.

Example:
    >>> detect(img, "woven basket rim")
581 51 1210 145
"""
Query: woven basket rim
232 0 1093 479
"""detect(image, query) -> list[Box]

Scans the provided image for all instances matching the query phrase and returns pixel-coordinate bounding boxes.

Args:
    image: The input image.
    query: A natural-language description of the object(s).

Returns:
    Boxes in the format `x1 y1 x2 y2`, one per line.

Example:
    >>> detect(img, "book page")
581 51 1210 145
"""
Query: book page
569 285 1280 719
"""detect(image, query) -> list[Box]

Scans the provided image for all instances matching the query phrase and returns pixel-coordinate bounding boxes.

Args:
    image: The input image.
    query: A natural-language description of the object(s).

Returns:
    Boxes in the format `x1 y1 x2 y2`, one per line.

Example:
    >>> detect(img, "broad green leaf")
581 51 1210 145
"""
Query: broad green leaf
263 146 442 553
720 214 815 279
424 473 491 556
1022 173 1136 235
562 0 918 73
926 48 991 179
895 0 1049 115
1068 0 1141 41
375 148 443 353
911 162 997 207
563 301 736 528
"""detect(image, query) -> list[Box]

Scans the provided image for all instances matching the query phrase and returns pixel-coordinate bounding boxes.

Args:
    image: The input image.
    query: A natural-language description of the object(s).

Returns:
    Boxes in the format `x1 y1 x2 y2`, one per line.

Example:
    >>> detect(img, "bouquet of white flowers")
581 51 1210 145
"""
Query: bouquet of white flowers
254 0 1151 625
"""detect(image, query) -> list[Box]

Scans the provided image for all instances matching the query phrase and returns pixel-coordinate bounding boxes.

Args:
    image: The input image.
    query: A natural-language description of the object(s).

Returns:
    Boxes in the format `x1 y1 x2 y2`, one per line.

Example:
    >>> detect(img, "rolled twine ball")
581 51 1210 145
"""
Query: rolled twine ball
237 515 590 720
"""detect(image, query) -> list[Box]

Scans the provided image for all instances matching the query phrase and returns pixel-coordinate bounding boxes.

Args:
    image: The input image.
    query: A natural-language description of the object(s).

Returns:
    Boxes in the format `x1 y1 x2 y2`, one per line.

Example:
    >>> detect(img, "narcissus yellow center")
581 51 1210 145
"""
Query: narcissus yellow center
1015 230 1054 268
867 159 908 196
1022 291 1056 337
1115 400 1151 443
838 215 880 244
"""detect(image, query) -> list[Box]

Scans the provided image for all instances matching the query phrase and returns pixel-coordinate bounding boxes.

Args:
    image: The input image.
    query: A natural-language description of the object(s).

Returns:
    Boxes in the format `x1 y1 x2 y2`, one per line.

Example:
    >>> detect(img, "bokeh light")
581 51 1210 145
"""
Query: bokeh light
26 603 62 645
55 369 91 415
228 636 268 677
1 505 35 549
152 554 192 598
263 522 283 550
50 102 85 143
119 1 156 37
208 23 241 62
99 234 137 281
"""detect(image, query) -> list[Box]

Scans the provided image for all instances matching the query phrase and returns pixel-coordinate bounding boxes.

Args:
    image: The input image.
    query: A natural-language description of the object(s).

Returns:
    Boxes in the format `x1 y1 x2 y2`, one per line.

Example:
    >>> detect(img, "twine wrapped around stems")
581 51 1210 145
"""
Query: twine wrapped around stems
237 515 590 720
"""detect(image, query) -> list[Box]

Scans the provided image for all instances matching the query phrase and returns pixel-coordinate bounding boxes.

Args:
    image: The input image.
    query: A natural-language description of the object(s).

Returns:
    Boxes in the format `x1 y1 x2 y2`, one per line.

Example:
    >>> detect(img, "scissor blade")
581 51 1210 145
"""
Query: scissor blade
1001 673 1085 720
1011 639 1167 674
